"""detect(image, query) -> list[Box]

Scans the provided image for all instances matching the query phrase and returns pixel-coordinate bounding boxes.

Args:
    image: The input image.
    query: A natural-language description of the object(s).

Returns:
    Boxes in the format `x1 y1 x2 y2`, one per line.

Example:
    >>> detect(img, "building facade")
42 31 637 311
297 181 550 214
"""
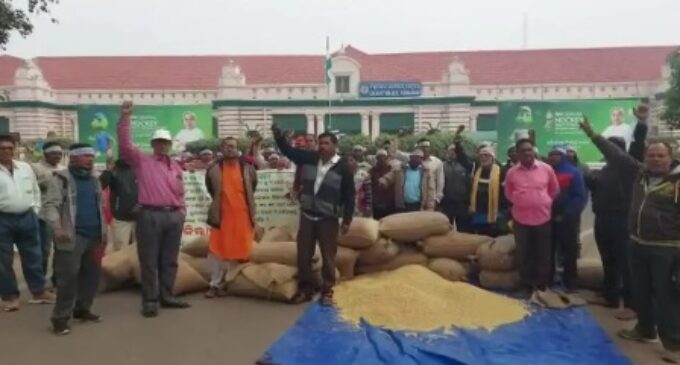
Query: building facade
0 45 677 142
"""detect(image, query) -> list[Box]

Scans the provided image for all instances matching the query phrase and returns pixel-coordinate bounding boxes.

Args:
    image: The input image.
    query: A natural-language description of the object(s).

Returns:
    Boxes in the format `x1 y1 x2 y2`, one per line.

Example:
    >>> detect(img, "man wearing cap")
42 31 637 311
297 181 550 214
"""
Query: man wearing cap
0 134 55 312
32 141 65 285
118 101 189 317
469 146 509 236
43 143 106 335
380 149 436 212
546 145 588 291
418 138 445 207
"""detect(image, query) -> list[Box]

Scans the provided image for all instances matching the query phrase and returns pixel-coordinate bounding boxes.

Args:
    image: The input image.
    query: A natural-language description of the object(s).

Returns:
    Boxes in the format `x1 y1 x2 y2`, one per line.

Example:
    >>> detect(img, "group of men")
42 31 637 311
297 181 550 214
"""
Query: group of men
505 110 680 363
0 100 678 363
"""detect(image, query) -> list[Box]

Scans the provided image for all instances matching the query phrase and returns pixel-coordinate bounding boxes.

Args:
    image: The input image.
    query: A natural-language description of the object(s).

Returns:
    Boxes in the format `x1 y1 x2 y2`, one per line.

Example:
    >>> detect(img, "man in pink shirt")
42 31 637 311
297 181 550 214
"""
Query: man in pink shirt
505 138 560 295
118 101 189 318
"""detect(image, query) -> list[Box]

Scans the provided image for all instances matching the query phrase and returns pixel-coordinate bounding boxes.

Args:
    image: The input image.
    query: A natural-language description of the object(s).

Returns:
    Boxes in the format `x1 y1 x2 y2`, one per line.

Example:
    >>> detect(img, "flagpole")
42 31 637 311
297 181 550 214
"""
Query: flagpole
326 36 332 131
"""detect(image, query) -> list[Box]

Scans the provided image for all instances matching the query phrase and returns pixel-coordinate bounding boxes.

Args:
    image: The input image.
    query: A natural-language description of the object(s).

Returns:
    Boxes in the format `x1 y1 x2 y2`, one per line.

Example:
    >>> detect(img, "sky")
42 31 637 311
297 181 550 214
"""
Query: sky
4 0 680 57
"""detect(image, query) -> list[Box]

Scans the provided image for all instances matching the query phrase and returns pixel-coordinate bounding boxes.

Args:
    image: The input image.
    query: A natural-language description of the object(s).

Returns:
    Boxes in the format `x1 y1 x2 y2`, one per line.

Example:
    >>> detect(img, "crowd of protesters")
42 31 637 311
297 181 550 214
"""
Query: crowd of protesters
0 100 678 363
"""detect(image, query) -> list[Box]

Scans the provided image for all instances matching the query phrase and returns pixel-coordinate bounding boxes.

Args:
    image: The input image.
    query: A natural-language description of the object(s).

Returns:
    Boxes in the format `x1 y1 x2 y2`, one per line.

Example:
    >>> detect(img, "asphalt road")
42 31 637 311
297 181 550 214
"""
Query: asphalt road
1 206 666 365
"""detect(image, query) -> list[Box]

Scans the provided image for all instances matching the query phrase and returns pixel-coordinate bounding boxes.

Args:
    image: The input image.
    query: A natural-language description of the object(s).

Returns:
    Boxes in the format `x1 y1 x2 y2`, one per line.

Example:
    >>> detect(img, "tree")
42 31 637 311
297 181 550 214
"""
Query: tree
661 51 680 129
0 0 58 50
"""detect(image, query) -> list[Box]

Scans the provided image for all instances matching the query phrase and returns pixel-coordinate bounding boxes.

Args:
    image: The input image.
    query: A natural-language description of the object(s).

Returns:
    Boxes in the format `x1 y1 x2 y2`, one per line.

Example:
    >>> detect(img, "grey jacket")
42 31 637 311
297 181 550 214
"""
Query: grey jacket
42 169 107 251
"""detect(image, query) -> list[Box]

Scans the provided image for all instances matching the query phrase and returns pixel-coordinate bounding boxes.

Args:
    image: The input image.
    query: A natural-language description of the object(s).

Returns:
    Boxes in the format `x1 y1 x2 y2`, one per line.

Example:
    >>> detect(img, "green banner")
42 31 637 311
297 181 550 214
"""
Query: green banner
497 99 640 163
78 104 213 162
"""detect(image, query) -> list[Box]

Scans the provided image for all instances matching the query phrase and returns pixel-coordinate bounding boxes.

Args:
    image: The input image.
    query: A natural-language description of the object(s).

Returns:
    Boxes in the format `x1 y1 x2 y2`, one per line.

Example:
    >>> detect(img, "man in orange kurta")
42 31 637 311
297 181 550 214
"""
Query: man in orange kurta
205 137 258 298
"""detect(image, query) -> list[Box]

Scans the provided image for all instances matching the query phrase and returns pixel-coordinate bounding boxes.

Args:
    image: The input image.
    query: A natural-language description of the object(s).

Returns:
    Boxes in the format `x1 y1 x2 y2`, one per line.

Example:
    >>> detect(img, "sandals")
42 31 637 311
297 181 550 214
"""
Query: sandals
204 285 228 299
289 291 313 305
320 289 334 307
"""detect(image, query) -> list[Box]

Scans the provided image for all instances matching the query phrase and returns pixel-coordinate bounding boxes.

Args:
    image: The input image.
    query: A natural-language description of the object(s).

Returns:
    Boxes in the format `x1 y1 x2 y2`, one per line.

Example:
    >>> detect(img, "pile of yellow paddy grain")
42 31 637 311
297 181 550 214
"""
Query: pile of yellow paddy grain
334 265 529 332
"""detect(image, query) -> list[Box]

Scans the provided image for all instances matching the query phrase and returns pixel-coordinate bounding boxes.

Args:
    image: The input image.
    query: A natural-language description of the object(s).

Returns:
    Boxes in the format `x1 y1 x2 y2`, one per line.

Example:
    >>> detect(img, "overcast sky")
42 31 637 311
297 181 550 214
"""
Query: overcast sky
4 0 680 57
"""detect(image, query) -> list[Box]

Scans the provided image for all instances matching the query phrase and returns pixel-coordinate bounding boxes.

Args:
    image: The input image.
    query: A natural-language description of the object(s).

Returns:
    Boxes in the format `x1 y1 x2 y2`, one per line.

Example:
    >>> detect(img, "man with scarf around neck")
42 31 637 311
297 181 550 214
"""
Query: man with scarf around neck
469 146 509 236
581 118 680 364
505 138 560 297
43 143 106 335
546 146 588 291
118 101 189 318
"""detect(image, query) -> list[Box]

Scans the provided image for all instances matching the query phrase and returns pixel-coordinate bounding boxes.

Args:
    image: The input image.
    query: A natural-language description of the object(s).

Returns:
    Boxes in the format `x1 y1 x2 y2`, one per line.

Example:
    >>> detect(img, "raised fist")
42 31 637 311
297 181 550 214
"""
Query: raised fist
121 101 133 117
271 123 283 139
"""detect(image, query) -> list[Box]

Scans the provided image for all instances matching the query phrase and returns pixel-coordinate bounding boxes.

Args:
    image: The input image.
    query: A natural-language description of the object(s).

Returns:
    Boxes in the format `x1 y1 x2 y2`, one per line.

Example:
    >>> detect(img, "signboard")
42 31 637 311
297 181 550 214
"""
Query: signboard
180 169 299 245
181 170 212 245
497 99 640 163
253 170 299 231
359 81 422 98
78 104 213 163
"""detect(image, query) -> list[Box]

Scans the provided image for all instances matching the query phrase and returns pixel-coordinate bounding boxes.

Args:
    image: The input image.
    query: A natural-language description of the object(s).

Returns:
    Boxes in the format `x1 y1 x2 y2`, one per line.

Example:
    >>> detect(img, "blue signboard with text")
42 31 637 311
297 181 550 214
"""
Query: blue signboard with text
359 81 423 98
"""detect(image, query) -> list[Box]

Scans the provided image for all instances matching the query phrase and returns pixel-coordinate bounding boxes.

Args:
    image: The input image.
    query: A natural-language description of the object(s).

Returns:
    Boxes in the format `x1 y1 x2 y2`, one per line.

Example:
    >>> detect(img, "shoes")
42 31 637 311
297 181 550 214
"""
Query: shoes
159 299 190 309
141 302 159 318
1 297 20 312
52 320 71 336
661 349 680 364
617 328 658 344
73 310 102 323
28 290 56 305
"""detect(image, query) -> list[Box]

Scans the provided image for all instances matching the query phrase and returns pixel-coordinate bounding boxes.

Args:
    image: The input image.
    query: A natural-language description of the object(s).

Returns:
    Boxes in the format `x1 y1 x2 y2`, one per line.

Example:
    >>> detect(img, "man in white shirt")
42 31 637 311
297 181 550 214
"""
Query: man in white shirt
31 141 65 286
418 138 445 205
0 134 55 312
173 111 205 152
602 107 633 149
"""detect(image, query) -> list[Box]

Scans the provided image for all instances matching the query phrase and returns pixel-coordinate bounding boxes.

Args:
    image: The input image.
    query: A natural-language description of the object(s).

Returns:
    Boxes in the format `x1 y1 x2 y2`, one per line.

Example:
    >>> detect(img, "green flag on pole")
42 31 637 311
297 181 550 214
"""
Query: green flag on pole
325 36 332 84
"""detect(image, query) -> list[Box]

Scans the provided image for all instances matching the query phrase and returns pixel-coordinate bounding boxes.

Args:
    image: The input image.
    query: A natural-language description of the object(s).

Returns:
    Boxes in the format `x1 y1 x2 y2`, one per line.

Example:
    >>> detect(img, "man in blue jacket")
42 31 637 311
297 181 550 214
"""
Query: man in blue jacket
547 146 588 291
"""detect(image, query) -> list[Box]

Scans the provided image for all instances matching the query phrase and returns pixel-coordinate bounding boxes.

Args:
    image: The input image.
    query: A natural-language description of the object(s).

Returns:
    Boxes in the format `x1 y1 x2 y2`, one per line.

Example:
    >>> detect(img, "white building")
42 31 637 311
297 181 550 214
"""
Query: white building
0 44 677 141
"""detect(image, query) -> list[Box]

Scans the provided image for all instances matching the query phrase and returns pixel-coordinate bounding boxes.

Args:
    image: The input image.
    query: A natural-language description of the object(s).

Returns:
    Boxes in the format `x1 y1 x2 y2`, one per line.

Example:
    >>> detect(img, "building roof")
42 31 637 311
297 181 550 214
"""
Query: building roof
1 45 677 89
0 55 25 86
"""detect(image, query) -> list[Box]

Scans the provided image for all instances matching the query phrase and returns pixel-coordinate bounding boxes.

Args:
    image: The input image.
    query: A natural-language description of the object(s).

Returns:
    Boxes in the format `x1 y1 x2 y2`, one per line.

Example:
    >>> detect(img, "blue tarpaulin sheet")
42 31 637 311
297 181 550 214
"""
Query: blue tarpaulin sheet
259 304 632 365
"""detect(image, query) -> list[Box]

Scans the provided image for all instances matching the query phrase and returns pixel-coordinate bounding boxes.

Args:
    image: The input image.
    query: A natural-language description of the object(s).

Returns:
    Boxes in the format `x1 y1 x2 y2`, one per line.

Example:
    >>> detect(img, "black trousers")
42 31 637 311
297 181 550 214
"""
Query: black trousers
594 213 633 307
52 235 102 322
402 203 421 212
514 221 552 291
372 206 395 220
631 242 680 351
440 202 471 232
136 208 185 304
297 215 338 294
550 215 580 290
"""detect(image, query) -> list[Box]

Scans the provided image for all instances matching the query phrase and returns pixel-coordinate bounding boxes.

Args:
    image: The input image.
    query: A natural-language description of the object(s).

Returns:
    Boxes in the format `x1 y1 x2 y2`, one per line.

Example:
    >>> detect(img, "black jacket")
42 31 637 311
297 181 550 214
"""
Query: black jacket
592 122 680 247
275 135 355 224
100 160 138 221
587 123 647 216
441 142 472 205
